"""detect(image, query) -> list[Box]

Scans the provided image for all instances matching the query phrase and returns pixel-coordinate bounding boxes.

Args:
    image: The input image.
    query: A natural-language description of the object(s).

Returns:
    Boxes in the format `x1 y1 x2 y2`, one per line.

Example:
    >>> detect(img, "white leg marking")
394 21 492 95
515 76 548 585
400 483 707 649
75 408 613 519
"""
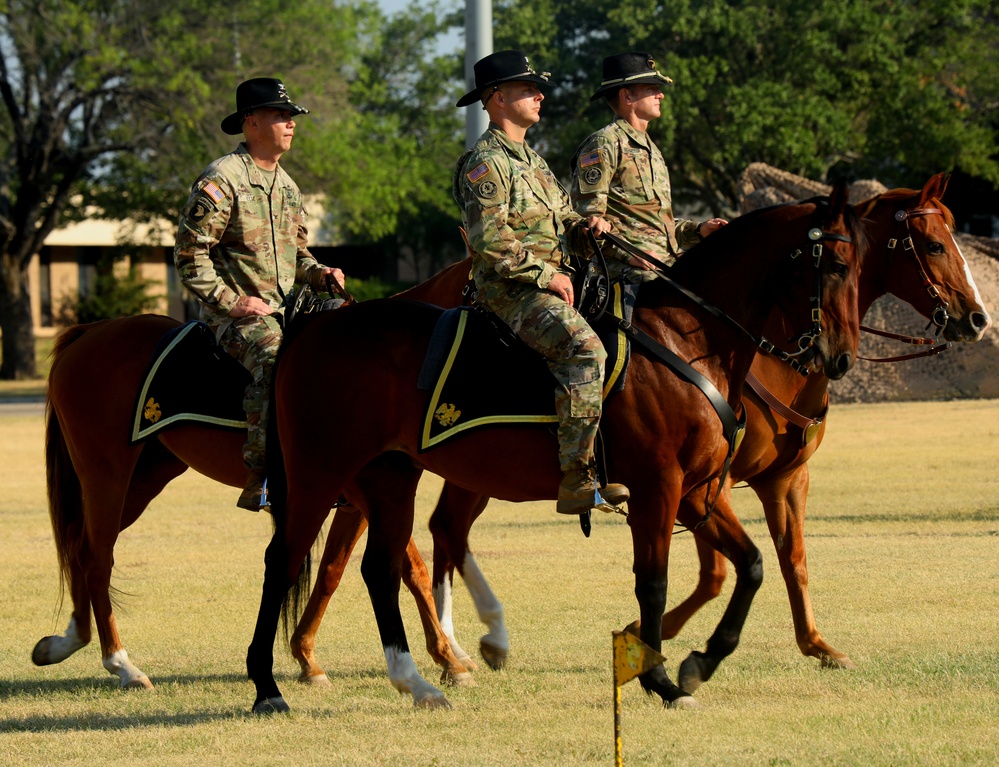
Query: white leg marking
384 646 448 707
433 577 472 662
461 552 509 653
102 649 151 689
45 617 89 663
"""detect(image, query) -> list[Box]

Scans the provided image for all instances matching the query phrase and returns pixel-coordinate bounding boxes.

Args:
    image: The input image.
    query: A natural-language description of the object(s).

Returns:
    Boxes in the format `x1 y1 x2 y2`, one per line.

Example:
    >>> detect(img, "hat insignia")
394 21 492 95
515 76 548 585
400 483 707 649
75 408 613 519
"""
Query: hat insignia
647 57 656 70
277 83 289 101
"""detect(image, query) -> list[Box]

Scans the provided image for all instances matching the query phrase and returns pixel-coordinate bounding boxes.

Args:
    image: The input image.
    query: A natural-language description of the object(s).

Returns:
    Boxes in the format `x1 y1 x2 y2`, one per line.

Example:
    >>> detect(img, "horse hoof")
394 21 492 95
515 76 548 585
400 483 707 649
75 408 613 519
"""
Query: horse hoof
667 695 703 710
253 696 291 714
677 652 709 695
820 654 856 670
298 672 332 687
414 693 453 710
480 640 507 671
32 638 54 666
441 670 477 688
123 675 154 690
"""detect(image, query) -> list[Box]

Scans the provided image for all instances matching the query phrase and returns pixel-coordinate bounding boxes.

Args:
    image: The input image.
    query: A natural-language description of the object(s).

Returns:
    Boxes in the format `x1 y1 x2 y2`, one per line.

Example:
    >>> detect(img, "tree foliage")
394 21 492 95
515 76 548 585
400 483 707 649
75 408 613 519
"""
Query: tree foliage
0 0 462 378
493 0 999 214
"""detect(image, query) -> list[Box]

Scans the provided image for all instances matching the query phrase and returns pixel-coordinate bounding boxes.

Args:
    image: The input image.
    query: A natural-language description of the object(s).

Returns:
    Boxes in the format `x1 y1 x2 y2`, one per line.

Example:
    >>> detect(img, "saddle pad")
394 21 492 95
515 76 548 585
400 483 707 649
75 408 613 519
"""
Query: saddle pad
130 321 251 444
419 282 631 451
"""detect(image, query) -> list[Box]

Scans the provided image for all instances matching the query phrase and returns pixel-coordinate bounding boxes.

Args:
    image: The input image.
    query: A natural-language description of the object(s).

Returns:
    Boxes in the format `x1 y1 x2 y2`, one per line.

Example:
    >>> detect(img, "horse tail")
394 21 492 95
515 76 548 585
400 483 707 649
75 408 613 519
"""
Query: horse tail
44 326 92 615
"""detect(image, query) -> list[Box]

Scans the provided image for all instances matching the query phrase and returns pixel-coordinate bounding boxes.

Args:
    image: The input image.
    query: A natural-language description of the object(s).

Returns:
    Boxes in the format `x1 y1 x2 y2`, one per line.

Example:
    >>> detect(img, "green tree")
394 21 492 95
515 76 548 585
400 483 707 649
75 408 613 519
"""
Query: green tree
0 0 421 380
493 0 999 214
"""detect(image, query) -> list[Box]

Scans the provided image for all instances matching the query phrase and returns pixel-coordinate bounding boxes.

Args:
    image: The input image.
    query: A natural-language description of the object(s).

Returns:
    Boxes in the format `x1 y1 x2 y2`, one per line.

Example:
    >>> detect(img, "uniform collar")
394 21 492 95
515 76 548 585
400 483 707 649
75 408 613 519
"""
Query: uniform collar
614 116 651 150
488 124 532 163
235 142 281 188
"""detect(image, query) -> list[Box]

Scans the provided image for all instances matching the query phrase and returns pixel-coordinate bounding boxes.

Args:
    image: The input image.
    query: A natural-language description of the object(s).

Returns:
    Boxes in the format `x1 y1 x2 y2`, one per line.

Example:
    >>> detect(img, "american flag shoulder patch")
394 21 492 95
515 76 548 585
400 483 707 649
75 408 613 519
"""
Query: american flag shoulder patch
579 150 601 168
203 180 226 204
466 163 490 183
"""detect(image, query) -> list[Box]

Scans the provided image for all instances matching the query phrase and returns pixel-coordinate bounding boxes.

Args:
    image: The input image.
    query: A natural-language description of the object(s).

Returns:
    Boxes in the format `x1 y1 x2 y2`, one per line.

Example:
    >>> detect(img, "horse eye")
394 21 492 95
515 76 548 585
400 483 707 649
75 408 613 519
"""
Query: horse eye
828 262 848 278
928 241 945 255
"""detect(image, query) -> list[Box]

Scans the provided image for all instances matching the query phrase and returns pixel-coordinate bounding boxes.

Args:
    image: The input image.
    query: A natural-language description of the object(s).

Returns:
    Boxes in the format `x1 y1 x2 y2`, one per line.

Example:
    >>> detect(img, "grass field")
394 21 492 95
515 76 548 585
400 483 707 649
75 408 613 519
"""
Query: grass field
1 400 997 766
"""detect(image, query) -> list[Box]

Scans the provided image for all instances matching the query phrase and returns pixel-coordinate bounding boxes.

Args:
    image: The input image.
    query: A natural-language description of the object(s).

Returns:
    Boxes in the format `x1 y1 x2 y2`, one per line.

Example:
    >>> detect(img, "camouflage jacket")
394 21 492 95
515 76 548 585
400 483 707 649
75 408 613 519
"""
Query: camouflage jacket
174 143 325 329
570 117 700 266
452 125 582 303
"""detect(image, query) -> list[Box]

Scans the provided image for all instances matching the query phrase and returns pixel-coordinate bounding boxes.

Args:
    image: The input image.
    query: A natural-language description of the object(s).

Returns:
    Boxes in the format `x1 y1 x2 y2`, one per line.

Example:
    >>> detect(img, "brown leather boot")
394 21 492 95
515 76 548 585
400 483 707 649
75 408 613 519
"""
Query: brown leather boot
557 466 630 515
237 472 270 512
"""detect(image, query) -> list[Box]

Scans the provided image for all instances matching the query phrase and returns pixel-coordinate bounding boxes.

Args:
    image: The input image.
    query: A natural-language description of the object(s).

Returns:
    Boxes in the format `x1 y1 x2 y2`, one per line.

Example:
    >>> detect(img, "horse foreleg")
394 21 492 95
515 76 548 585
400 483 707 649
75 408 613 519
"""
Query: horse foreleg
757 466 855 669
359 456 451 709
291 505 367 686
399 537 475 687
674 487 763 695
628 501 698 709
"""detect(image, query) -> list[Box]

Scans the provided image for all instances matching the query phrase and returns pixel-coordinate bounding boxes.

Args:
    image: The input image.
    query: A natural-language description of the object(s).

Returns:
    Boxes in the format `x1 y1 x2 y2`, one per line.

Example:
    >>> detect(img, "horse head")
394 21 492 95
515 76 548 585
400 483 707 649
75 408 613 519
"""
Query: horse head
772 179 863 381
857 173 992 343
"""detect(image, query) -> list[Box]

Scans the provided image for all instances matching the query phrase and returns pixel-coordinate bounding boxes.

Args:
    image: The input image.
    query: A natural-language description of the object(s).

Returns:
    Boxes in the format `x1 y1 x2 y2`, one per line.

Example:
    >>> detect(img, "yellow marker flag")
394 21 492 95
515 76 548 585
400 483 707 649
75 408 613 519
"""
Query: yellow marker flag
612 629 666 687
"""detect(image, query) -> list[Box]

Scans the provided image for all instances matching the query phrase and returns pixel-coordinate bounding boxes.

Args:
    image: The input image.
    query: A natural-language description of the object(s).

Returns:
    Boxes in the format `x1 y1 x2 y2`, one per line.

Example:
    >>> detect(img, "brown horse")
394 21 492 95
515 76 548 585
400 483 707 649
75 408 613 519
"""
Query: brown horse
245 188 863 713
288 174 991 689
34 318 474 691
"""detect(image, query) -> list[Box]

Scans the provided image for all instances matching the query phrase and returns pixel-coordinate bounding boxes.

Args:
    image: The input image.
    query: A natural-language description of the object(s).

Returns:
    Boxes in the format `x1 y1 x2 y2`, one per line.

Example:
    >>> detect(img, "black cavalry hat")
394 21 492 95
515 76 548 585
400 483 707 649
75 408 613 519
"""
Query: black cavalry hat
220 78 310 135
589 52 673 102
456 50 551 108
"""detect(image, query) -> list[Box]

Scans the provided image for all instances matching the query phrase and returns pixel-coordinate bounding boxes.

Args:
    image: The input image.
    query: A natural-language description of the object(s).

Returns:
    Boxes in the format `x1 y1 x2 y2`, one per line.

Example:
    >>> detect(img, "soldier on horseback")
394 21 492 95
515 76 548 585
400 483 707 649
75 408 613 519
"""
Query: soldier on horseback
452 50 630 515
571 52 727 279
174 78 345 511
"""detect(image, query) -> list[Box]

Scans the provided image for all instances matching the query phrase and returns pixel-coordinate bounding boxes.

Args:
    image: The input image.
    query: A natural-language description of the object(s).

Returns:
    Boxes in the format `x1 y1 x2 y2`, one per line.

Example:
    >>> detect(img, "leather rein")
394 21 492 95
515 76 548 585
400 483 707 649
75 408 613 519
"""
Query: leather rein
588 223 851 526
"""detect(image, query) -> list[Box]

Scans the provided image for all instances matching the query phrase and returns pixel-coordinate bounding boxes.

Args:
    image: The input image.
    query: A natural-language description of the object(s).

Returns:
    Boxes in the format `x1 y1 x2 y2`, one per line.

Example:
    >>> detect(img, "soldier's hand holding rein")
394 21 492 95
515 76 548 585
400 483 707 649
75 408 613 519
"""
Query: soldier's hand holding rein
585 216 612 237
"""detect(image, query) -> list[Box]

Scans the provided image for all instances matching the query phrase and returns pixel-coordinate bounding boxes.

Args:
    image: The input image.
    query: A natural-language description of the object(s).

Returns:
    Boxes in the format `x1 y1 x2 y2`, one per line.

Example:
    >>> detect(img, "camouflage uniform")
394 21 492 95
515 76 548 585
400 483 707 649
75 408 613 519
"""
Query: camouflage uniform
570 116 701 281
453 125 606 473
175 142 327 477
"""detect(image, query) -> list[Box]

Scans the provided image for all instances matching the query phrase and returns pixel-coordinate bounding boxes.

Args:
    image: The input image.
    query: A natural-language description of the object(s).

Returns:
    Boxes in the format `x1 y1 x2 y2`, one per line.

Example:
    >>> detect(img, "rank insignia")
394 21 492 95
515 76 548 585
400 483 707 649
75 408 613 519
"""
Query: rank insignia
467 163 490 183
579 150 601 168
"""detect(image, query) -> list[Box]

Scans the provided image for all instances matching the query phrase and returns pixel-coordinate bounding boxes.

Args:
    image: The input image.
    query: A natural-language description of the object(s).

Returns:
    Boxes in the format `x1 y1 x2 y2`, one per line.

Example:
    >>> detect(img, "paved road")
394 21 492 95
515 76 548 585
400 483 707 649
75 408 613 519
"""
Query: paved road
0 398 45 417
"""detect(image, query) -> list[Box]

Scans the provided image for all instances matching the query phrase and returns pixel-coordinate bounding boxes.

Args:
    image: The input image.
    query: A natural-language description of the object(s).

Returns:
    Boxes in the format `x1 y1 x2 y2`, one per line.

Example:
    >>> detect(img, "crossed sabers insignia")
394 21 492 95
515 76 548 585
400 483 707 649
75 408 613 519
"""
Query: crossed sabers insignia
434 403 461 427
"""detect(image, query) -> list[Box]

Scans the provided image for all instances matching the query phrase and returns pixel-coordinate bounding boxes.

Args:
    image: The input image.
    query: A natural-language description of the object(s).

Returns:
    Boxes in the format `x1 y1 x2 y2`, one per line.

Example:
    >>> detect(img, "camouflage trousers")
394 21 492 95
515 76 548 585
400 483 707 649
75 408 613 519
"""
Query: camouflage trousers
477 282 606 473
218 314 283 474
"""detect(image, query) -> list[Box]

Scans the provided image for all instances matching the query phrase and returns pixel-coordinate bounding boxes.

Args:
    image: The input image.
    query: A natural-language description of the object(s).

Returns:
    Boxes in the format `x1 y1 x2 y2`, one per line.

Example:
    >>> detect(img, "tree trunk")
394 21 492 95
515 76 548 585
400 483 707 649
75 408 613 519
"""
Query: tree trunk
0 255 38 380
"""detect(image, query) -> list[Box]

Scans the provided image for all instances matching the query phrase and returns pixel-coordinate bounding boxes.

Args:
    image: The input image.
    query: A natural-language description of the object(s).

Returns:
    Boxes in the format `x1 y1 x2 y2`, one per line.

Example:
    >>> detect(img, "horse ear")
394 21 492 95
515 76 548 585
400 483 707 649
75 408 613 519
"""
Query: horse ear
921 172 950 204
828 178 849 217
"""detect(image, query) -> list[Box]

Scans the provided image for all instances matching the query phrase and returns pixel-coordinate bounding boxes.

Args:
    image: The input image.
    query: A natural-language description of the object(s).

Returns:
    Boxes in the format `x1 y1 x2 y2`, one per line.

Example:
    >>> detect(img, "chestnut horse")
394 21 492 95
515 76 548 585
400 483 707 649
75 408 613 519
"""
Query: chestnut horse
288 174 991 690
35 326 473 690
245 189 863 712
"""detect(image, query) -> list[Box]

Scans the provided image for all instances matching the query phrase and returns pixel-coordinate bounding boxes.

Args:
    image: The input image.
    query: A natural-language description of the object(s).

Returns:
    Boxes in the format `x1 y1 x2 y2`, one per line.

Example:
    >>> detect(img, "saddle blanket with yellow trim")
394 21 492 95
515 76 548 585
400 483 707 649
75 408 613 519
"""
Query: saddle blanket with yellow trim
418 282 633 452
130 321 250 444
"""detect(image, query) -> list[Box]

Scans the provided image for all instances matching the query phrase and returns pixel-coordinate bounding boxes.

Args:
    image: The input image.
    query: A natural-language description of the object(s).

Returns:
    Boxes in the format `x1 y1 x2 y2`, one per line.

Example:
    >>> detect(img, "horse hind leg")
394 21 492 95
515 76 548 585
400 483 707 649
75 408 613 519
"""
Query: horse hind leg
428 486 503 669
